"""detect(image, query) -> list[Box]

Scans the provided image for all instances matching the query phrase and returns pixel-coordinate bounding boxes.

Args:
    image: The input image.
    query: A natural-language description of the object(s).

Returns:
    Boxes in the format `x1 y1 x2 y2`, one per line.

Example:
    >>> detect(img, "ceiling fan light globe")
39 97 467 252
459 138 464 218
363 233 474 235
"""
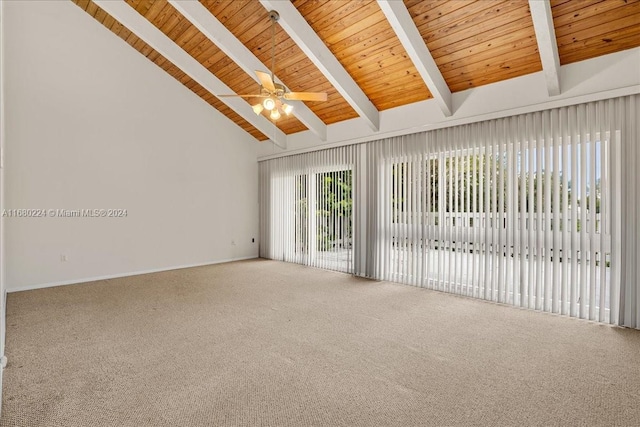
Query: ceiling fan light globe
252 104 264 115
263 98 276 111
270 109 281 120
282 104 293 115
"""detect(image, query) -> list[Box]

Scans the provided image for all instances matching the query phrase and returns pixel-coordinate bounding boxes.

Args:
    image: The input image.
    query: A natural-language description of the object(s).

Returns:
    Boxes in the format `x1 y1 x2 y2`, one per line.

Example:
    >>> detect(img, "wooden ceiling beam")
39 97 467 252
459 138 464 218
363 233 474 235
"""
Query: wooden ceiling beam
93 0 287 148
259 0 380 132
169 0 326 141
529 0 561 96
377 0 452 117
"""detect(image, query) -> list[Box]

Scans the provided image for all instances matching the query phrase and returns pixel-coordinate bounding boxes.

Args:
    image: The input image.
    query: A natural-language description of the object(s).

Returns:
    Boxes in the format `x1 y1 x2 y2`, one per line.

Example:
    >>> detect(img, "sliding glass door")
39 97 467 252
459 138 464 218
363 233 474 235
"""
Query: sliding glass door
259 147 355 274
311 169 353 272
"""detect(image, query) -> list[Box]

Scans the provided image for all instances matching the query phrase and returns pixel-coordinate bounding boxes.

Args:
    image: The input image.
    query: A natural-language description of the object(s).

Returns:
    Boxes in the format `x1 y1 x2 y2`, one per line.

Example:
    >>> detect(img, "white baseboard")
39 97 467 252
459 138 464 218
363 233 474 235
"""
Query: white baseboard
6 256 259 293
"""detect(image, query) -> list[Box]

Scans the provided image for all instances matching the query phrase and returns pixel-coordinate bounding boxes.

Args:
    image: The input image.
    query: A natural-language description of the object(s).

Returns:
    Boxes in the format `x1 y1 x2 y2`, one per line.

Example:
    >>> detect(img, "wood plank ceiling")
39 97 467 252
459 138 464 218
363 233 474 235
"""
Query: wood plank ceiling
551 0 640 65
128 0 309 136
200 0 358 123
405 0 542 92
73 0 640 142
293 0 432 110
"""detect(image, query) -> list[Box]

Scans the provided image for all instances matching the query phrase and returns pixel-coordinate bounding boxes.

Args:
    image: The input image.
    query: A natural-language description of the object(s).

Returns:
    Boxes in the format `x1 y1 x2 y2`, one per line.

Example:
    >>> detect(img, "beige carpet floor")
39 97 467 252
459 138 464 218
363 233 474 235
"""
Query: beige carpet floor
1 259 639 426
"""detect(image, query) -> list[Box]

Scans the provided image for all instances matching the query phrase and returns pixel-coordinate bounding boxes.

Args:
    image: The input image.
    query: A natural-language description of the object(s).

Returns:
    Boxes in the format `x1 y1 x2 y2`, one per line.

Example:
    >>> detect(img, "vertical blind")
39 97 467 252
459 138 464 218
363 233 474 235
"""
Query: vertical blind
259 95 639 328
259 145 356 274
620 94 640 329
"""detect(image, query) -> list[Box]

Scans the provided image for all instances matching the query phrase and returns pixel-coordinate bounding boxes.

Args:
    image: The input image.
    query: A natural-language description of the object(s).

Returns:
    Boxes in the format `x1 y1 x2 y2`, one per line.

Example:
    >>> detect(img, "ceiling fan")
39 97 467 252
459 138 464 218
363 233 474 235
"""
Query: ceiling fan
218 10 327 121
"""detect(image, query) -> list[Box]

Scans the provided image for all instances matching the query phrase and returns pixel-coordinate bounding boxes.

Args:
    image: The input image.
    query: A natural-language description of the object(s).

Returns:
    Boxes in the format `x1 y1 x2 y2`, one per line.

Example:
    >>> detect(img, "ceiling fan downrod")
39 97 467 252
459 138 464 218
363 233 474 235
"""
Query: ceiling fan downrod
269 11 279 83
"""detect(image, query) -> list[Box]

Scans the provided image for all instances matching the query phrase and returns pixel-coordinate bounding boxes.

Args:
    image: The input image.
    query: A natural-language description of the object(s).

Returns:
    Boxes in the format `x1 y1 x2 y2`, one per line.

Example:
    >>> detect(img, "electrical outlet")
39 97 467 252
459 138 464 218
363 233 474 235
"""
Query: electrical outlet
252 238 255 243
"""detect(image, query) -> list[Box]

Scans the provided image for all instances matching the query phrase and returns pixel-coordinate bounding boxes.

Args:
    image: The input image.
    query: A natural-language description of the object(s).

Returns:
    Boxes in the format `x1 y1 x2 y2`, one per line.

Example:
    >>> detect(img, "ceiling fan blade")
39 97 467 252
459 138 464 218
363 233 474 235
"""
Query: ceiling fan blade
217 94 268 98
284 92 328 102
255 70 276 93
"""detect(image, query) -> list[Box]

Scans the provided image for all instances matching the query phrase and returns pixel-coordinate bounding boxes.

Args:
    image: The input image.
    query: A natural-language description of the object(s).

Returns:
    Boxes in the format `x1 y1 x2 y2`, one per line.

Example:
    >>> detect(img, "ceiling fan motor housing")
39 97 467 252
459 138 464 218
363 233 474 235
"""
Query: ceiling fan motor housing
260 83 286 98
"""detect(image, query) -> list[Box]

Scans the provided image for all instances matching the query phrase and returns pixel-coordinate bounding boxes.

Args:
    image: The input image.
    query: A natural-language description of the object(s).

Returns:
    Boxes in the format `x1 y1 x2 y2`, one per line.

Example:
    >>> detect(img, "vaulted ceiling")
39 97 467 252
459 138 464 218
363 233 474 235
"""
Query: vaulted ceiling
72 0 640 145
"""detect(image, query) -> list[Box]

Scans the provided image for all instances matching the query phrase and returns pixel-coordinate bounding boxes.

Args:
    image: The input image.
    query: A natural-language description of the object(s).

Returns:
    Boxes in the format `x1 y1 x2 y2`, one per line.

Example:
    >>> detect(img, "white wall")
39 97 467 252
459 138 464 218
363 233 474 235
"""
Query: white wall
0 0 6 409
3 1 259 291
